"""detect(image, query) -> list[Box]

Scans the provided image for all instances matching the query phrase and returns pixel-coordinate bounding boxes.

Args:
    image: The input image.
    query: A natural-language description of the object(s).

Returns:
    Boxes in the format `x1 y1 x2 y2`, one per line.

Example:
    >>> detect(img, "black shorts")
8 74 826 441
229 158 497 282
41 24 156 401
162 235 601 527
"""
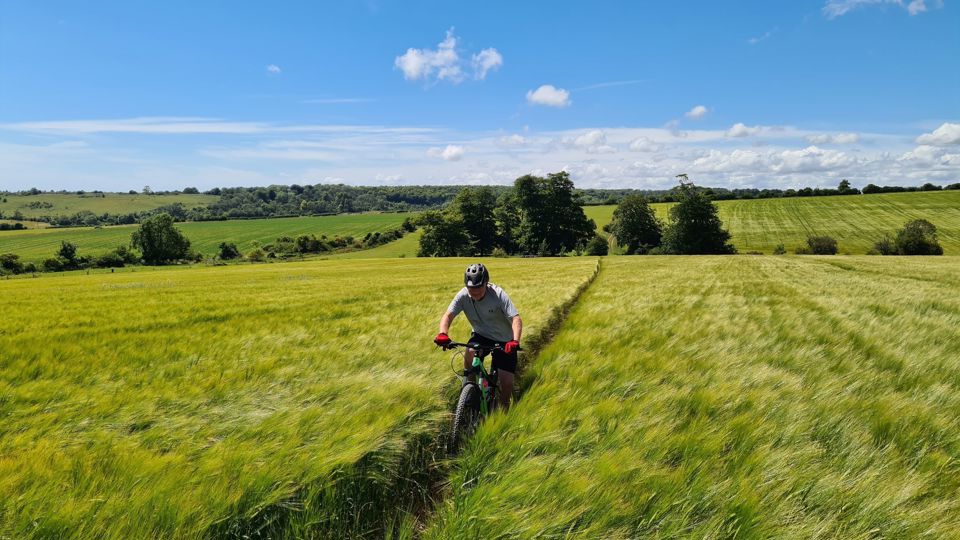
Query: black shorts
469 332 518 374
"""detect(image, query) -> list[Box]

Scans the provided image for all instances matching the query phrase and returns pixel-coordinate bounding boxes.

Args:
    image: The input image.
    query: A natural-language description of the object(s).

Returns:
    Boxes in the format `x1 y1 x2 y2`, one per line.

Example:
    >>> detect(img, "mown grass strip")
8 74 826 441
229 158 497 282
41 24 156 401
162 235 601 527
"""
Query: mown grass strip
423 256 960 539
0 257 599 539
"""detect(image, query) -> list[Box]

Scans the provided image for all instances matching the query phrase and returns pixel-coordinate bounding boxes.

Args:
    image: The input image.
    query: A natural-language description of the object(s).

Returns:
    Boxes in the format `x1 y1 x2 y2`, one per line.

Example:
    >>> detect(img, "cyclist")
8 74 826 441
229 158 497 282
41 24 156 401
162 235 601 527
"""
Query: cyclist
434 263 522 410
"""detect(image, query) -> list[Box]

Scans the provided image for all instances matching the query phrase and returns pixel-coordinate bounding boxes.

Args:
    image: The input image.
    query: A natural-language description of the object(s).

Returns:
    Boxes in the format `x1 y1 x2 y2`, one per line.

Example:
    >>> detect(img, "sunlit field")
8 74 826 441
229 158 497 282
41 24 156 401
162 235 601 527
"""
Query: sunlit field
0 212 414 262
0 257 598 539
584 190 960 254
0 193 217 219
425 256 960 539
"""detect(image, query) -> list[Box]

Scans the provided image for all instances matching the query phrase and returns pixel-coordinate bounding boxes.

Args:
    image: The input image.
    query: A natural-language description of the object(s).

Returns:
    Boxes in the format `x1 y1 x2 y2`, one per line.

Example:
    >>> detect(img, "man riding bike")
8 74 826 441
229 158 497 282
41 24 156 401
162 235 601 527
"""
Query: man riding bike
434 263 523 410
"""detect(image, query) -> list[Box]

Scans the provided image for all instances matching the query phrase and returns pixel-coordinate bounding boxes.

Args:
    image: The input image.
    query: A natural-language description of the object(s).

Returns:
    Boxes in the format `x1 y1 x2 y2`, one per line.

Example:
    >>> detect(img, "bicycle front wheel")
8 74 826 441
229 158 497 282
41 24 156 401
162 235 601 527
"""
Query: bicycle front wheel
448 382 481 455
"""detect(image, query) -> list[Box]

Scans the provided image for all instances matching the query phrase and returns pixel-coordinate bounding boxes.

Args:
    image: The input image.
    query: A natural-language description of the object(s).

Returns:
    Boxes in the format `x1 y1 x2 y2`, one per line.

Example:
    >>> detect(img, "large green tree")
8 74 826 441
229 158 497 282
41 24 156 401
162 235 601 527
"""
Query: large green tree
609 195 663 254
416 211 471 257
662 183 736 254
131 213 191 264
452 186 498 255
514 172 596 255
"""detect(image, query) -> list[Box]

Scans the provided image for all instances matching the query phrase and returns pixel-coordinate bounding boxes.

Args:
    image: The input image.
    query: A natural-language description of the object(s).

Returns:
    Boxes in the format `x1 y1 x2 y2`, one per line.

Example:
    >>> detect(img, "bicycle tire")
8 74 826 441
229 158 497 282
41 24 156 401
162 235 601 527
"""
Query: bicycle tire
448 382 482 455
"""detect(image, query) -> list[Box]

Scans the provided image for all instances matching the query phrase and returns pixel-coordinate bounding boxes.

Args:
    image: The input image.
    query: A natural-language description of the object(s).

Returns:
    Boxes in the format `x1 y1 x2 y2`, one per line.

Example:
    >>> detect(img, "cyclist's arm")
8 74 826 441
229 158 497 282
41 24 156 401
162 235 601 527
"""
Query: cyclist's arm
439 310 456 334
511 314 522 342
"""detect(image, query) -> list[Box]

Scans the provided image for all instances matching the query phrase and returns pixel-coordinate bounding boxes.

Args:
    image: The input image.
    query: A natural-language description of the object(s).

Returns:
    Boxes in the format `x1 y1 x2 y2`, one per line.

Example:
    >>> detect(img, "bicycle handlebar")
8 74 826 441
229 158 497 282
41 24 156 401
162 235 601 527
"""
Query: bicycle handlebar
445 341 523 352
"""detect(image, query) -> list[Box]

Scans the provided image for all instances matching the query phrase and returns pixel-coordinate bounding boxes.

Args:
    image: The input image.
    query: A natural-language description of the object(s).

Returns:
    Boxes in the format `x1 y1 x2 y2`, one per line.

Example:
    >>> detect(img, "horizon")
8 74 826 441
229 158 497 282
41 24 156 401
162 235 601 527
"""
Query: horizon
1 0 958 191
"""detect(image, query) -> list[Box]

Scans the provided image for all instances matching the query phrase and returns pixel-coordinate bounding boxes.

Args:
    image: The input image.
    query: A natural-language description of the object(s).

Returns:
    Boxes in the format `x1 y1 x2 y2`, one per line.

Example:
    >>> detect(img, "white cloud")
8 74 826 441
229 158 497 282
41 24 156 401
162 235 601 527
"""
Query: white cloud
526 85 571 108
427 144 465 161
471 48 503 80
774 145 856 173
0 117 440 135
916 122 960 146
573 130 617 154
497 134 528 147
726 123 763 138
266 64 281 74
395 29 502 84
628 136 662 152
805 132 860 144
822 0 942 18
395 28 463 83
685 105 709 120
907 0 928 14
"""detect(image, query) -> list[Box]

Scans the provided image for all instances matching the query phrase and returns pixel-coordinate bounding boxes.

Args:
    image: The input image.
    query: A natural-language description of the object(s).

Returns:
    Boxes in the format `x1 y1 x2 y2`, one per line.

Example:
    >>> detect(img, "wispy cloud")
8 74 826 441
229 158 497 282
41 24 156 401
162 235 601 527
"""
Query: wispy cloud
747 28 776 45
822 0 942 18
0 117 439 135
266 64 282 74
302 98 376 104
574 80 645 91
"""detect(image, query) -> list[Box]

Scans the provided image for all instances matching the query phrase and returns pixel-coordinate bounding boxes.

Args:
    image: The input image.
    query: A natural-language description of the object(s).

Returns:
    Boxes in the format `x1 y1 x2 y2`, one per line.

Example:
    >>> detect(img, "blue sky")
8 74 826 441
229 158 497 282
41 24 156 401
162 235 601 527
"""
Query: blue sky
1 0 958 191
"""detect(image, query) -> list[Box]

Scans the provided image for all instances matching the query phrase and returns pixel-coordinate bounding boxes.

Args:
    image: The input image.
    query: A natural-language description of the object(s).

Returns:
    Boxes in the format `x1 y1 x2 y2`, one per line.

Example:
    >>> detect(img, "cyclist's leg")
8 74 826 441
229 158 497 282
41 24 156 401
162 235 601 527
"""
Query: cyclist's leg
491 348 517 410
463 347 476 382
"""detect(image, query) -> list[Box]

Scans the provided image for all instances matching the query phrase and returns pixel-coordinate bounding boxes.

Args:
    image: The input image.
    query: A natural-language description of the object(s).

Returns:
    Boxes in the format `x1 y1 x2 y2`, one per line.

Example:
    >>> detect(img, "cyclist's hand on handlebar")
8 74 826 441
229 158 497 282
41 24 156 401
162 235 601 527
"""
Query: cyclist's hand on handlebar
434 333 452 350
504 340 520 354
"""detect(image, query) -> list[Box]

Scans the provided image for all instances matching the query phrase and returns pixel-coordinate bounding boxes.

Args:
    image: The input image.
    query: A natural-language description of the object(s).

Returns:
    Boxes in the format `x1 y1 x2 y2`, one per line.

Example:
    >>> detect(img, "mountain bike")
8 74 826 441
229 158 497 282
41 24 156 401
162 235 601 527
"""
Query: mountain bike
443 340 521 454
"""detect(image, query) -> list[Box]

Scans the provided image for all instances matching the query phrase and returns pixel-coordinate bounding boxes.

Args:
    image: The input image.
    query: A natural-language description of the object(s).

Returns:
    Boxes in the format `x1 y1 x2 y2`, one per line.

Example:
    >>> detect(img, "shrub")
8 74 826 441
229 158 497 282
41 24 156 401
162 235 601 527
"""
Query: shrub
246 248 266 262
802 235 838 255
43 257 65 272
491 247 509 258
772 243 786 255
96 251 127 268
218 242 241 260
895 219 943 255
0 253 24 274
870 235 897 255
585 235 609 256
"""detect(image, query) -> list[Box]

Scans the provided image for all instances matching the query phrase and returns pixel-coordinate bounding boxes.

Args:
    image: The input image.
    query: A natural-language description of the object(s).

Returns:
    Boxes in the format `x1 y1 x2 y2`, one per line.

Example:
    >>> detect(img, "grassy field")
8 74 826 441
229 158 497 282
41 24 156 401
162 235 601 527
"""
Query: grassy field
584 190 960 254
424 256 960 538
0 213 414 262
0 257 598 539
0 192 217 219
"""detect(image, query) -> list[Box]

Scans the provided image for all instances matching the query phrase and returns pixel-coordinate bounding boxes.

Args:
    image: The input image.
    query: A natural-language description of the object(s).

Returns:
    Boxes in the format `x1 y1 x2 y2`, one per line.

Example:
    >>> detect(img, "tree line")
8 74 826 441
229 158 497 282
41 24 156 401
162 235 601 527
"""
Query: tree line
5 180 957 228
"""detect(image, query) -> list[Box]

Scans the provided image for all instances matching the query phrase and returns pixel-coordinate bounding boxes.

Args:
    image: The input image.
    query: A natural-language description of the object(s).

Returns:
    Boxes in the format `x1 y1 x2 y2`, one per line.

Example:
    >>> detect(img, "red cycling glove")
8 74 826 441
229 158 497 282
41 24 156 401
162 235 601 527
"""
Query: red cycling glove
504 340 520 354
434 333 451 349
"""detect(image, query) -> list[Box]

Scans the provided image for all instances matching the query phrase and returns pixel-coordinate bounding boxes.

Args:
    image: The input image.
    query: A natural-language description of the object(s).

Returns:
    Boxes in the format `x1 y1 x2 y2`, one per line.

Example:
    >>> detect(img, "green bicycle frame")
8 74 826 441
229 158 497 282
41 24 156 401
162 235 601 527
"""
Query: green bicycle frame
470 355 496 416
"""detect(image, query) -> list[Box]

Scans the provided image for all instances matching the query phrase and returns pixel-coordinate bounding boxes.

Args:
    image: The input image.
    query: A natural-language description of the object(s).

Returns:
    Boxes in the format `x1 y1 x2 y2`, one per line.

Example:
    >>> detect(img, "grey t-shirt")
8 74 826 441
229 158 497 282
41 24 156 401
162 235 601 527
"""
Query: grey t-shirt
447 283 519 343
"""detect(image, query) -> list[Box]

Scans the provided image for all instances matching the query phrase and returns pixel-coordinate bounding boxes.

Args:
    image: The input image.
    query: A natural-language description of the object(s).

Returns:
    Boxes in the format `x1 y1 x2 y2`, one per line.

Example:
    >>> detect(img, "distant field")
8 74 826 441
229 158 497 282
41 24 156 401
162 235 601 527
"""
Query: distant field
0 219 49 229
426 256 960 538
0 257 599 539
0 192 217 219
584 190 960 254
0 213 414 261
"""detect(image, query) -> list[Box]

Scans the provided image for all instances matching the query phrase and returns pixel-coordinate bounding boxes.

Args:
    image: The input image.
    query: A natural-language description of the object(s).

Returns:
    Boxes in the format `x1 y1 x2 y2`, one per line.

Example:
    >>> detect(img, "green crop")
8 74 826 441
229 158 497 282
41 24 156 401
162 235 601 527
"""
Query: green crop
0 213 414 262
585 190 960 254
0 257 598 539
425 256 960 539
0 193 217 219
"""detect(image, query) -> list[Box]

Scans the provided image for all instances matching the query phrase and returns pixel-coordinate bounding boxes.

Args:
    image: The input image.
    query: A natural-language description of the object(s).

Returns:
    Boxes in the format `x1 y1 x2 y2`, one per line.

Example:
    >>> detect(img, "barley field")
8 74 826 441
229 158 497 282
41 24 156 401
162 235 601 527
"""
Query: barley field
0 193 217 219
0 213 413 262
584 190 960 254
425 256 960 539
0 257 598 539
